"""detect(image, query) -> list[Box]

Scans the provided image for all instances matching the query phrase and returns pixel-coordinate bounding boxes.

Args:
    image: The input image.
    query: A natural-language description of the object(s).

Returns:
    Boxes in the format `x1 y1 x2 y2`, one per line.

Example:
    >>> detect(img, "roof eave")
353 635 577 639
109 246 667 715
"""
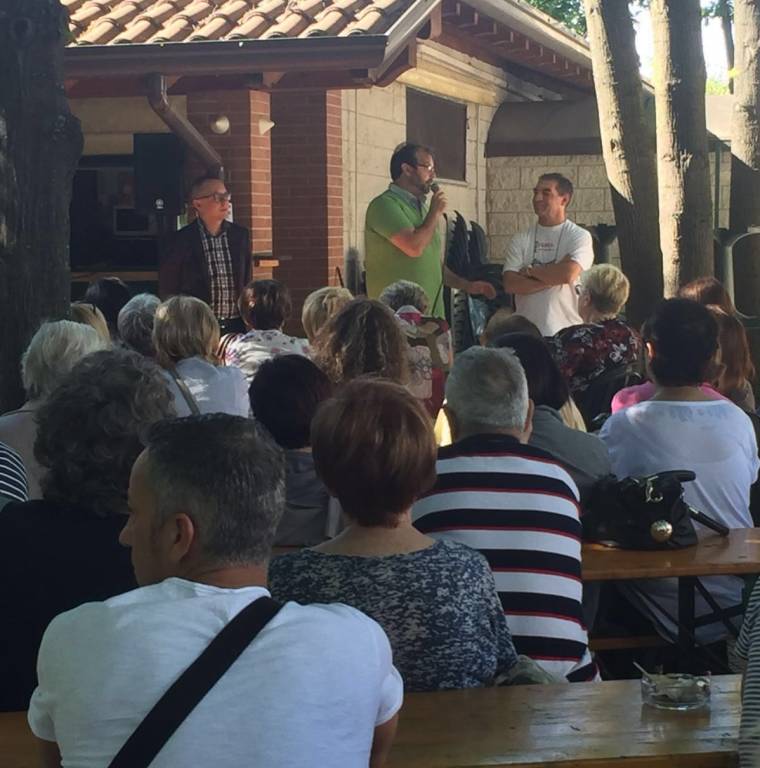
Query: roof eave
465 0 592 70
63 34 392 80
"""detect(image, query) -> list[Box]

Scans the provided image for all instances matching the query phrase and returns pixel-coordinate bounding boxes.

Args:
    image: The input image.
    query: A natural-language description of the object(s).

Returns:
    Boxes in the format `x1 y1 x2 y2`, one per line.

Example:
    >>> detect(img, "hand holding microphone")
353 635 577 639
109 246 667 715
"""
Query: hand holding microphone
428 182 447 218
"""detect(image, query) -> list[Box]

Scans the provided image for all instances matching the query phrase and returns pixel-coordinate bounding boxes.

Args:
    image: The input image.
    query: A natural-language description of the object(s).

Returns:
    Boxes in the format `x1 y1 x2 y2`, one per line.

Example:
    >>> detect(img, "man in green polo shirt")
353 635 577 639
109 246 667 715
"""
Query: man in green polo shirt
364 143 495 319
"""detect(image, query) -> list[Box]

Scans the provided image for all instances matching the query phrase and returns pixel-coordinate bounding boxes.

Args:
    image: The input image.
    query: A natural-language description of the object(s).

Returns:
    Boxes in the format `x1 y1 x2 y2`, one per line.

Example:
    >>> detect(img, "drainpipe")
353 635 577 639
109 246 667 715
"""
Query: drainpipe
147 73 224 180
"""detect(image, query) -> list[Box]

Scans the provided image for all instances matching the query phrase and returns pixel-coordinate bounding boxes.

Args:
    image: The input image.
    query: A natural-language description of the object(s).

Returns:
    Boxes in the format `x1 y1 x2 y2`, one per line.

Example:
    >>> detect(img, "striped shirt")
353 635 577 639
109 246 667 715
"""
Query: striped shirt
197 219 237 320
0 441 28 503
736 578 760 767
412 433 597 682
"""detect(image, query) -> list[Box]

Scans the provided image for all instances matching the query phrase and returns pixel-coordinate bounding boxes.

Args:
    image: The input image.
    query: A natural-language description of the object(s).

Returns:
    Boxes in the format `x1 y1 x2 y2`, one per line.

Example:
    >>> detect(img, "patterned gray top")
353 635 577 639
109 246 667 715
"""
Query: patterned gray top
268 539 517 692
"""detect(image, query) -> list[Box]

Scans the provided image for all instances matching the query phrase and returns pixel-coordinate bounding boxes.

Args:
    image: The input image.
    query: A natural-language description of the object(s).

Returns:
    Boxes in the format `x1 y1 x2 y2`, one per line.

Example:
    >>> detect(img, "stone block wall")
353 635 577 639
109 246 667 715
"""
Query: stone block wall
488 149 732 267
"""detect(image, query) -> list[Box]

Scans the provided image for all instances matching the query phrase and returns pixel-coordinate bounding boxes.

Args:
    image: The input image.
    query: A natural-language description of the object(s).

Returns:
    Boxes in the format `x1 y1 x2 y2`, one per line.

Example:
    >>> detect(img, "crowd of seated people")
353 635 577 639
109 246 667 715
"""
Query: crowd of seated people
3 267 760 766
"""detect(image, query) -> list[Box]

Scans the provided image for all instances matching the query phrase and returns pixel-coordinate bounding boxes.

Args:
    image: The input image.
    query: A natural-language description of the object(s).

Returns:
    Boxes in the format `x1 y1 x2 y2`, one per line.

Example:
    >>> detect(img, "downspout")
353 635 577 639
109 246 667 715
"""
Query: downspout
146 73 225 180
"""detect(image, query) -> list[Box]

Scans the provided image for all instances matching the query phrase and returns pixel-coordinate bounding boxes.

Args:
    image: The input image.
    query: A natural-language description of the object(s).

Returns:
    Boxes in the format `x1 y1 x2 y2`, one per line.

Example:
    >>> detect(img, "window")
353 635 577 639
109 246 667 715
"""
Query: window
406 88 467 182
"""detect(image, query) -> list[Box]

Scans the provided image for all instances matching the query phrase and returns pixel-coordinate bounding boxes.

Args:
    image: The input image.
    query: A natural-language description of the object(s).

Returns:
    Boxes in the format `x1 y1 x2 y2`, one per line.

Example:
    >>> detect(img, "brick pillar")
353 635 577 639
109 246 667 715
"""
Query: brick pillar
186 90 272 276
271 89 344 329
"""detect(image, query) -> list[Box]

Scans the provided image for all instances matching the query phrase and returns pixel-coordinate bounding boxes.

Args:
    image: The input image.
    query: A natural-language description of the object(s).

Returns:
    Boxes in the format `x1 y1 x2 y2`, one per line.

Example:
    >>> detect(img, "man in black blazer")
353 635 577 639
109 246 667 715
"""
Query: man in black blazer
159 176 251 335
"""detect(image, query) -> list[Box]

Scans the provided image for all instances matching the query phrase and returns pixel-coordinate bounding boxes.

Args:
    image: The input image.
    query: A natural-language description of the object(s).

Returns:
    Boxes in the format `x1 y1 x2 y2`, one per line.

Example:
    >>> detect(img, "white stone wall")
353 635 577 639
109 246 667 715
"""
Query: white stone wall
488 149 732 267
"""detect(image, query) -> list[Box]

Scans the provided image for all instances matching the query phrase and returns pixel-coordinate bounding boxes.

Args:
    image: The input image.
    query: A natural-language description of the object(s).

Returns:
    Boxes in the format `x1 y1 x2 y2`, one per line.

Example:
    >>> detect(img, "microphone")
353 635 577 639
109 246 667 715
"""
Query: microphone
430 182 440 194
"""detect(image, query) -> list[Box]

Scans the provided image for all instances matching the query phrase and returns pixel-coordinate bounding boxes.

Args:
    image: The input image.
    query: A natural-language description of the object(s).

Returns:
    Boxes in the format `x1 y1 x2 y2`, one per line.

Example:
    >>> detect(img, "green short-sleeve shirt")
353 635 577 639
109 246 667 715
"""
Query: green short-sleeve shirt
364 186 444 318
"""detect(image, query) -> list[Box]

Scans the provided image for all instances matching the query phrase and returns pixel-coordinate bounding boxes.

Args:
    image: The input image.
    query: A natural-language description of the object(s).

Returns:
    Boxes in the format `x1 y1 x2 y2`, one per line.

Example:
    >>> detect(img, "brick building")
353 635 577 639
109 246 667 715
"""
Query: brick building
63 0 729 322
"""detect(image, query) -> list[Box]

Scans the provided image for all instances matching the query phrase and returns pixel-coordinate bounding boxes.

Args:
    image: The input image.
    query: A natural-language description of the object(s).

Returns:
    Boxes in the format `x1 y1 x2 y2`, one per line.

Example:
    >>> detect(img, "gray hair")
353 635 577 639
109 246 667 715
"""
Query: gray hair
118 293 160 357
145 415 285 565
445 346 529 433
378 280 429 313
22 320 109 400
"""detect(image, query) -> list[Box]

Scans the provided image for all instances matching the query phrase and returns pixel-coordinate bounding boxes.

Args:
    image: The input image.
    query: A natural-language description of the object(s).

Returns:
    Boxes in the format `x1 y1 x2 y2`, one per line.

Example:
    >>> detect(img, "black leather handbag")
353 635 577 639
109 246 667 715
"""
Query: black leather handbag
583 470 729 550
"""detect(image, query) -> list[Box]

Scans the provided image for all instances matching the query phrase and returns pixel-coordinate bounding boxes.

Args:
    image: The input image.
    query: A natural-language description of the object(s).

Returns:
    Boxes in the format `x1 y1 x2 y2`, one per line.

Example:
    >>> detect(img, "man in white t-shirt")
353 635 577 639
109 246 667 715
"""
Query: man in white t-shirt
29 415 402 768
502 173 594 336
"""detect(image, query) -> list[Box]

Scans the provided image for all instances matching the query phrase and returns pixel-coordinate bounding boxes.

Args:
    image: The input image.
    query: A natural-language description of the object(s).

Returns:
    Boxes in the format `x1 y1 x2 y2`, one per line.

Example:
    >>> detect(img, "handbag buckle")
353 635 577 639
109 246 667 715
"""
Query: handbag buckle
644 477 663 504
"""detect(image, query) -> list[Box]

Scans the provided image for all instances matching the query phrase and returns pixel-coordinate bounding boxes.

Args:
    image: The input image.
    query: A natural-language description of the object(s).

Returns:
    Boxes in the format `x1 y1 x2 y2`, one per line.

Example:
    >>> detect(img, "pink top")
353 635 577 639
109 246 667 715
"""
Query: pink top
611 381 727 413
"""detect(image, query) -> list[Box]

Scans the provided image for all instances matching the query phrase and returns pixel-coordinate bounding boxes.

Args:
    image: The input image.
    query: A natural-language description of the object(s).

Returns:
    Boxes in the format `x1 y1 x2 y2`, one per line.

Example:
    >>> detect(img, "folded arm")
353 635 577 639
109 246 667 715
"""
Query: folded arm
524 255 583 287
502 270 549 296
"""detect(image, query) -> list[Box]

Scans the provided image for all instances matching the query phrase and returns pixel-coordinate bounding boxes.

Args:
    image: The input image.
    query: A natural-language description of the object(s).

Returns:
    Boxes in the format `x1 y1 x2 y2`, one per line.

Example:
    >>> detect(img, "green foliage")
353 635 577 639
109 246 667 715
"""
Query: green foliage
702 0 733 19
706 77 730 93
523 0 587 36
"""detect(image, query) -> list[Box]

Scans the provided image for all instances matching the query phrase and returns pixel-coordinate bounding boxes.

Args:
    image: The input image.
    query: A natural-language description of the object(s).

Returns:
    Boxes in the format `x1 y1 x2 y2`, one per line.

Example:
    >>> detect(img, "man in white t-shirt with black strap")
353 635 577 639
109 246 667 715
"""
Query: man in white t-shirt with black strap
502 173 594 336
29 415 402 768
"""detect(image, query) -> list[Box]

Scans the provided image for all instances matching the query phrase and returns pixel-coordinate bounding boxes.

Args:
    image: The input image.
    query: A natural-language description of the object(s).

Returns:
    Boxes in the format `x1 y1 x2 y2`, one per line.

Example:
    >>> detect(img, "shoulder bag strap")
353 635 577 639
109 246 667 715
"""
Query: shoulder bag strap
167 364 201 416
108 596 282 768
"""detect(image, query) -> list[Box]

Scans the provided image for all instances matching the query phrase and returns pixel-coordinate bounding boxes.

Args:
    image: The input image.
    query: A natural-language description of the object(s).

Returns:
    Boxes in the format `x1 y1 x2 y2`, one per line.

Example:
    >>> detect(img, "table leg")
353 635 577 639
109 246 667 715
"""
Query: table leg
677 576 696 672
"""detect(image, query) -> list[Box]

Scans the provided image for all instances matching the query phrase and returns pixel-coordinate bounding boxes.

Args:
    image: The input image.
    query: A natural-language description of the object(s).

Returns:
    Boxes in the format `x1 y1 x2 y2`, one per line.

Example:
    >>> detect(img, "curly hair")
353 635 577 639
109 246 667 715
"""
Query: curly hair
34 348 175 517
313 298 409 385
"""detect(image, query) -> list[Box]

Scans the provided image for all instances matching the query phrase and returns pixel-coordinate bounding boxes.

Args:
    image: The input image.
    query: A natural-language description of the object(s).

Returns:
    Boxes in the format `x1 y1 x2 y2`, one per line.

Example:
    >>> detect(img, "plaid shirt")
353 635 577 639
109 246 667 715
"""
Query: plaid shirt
197 218 237 319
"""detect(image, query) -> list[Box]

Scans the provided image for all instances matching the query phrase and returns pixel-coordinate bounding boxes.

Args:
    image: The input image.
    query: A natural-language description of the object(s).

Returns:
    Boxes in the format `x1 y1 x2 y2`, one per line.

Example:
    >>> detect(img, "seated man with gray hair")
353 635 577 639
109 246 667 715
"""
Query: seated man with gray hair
29 414 402 768
412 346 596 682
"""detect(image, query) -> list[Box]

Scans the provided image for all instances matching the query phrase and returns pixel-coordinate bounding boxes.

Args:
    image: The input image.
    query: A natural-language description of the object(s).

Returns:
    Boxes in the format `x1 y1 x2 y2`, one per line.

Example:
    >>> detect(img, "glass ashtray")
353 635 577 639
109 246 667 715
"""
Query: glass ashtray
641 673 711 710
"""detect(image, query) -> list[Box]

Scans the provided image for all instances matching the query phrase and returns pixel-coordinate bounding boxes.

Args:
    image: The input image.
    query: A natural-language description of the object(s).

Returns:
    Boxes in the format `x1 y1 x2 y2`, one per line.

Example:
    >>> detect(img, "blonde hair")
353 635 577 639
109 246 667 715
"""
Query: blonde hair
70 302 111 344
153 296 220 368
582 264 630 317
301 286 353 343
22 320 109 400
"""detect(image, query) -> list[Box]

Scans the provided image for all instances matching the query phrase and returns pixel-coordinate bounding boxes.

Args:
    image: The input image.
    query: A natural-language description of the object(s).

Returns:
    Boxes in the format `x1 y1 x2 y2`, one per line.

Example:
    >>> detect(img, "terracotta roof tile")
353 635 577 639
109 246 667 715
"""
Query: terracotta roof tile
66 0 410 45
306 0 364 36
341 0 405 35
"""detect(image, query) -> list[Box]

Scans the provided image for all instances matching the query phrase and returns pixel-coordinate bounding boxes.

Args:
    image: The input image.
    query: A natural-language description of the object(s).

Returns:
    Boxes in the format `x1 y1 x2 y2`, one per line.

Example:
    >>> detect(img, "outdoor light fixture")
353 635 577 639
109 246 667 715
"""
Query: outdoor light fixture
209 115 231 135
257 119 275 135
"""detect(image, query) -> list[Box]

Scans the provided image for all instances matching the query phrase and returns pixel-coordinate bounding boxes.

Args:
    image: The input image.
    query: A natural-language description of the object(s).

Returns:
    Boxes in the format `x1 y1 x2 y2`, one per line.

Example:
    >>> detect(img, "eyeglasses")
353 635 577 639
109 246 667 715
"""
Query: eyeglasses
414 162 435 172
194 192 232 204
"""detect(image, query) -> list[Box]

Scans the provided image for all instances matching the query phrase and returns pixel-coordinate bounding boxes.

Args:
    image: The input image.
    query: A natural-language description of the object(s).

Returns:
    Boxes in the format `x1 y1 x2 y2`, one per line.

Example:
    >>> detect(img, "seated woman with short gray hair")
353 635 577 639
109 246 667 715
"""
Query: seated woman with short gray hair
269 378 517 692
0 320 109 499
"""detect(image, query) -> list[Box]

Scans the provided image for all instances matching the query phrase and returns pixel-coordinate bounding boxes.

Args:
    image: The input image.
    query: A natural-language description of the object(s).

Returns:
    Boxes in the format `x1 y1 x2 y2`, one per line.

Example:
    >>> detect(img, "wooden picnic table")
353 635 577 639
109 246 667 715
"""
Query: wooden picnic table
387 674 741 768
582 528 760 667
582 528 760 582
0 676 741 768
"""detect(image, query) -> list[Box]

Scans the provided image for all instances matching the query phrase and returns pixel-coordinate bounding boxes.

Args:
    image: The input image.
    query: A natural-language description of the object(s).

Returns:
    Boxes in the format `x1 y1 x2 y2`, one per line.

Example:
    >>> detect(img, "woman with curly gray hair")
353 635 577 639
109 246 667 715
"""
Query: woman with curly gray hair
117 293 160 357
0 348 174 710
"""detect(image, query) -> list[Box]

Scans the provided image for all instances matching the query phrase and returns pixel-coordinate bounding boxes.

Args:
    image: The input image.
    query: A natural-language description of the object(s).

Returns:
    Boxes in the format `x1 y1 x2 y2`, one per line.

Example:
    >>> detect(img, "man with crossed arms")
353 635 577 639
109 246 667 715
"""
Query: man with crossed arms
502 173 594 336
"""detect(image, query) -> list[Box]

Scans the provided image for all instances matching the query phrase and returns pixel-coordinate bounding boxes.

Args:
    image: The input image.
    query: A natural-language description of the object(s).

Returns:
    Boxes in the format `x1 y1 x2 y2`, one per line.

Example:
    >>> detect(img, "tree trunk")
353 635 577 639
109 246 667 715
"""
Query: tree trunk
719 0 735 94
729 0 760 315
651 0 715 296
582 0 663 327
0 0 82 412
